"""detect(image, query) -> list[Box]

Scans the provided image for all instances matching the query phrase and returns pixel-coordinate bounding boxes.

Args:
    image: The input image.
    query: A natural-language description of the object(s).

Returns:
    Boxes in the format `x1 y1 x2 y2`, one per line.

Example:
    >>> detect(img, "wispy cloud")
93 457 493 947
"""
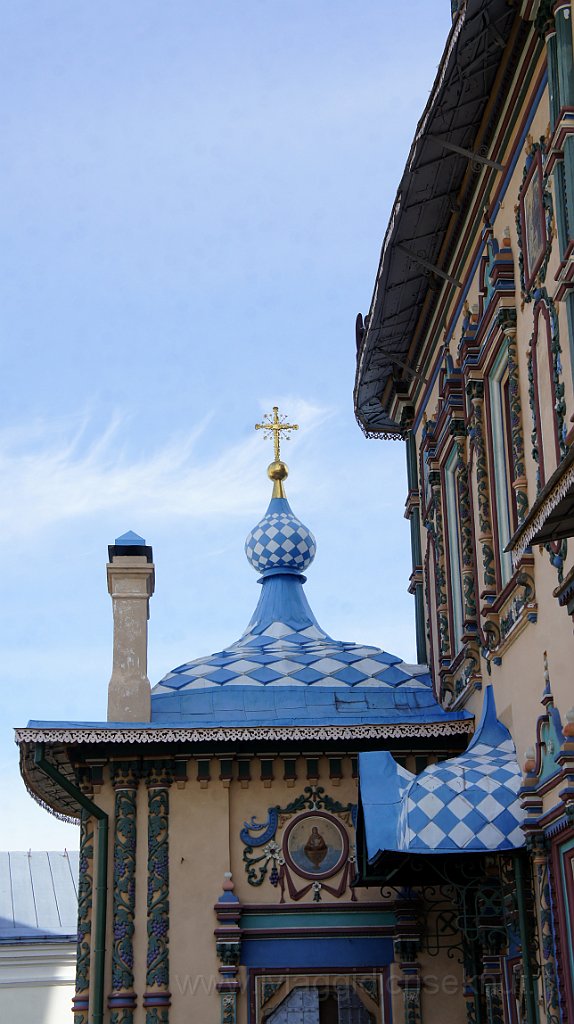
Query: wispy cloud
0 399 332 540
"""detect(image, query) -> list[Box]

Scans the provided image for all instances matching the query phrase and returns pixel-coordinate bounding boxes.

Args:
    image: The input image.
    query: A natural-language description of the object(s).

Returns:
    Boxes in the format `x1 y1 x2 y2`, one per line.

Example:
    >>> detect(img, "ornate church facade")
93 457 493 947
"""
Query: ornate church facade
17 426 477 1024
355 1 574 1022
15 2 574 1024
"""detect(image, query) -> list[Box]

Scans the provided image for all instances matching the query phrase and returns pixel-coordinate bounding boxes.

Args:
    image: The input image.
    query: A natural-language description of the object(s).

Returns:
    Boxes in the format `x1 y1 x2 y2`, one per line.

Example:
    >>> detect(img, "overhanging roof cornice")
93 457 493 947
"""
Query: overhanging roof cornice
354 0 526 437
506 445 574 560
17 718 473 820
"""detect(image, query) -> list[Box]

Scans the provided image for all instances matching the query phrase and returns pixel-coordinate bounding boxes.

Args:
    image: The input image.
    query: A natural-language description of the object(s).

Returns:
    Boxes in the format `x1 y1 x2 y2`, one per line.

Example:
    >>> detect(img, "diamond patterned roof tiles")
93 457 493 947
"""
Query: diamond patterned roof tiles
359 687 525 857
245 497 316 575
150 489 471 732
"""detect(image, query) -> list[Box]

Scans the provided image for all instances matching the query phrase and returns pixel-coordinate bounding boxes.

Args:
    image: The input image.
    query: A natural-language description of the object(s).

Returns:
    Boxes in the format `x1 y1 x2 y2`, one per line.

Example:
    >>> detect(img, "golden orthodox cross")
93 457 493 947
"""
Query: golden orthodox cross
255 406 299 462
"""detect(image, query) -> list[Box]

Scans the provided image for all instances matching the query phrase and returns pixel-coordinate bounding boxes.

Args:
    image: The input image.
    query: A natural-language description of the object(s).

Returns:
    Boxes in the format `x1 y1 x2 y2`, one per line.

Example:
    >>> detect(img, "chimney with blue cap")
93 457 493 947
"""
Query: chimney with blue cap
106 531 155 721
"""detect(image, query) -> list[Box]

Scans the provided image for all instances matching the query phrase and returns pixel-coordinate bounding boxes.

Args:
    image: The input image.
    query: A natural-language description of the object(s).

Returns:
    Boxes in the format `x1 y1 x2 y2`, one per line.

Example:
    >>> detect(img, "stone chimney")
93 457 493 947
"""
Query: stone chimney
107 531 155 722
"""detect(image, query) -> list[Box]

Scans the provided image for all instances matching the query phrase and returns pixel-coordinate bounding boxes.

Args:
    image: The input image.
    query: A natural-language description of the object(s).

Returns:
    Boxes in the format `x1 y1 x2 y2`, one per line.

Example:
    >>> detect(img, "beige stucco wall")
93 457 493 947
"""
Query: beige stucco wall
94 756 471 1024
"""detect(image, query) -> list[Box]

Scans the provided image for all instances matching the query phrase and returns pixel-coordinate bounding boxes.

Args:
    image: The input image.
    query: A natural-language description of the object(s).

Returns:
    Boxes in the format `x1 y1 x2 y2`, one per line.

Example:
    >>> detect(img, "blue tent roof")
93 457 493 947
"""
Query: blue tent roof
151 489 470 732
359 687 525 859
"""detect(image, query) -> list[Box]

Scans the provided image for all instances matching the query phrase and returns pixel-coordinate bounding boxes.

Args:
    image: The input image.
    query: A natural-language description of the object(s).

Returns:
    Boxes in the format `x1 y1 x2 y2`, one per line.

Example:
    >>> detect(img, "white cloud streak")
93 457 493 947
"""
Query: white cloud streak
0 398 332 540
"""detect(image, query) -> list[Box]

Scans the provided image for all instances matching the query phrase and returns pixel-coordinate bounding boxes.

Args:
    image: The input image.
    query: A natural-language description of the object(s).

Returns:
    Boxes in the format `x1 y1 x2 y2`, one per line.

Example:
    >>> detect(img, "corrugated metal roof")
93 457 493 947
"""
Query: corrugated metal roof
0 851 78 942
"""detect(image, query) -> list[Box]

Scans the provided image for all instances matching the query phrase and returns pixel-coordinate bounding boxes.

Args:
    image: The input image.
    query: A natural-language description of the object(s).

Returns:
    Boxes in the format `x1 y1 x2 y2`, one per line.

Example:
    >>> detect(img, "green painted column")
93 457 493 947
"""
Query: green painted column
109 761 140 1024
551 3 574 387
554 3 574 105
144 761 173 1024
504 321 529 526
405 434 427 664
555 3 574 242
466 381 496 592
514 853 540 1024
546 28 570 253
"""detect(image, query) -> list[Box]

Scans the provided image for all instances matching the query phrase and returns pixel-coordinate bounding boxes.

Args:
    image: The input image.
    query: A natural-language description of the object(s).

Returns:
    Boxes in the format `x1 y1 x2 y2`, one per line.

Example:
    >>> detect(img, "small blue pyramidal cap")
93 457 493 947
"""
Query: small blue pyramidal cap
115 530 146 546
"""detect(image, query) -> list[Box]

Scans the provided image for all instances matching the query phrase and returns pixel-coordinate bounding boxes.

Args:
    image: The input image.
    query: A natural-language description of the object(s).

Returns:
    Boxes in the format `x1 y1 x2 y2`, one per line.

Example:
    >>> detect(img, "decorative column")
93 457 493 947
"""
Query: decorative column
537 0 574 383
144 760 173 1024
405 432 427 663
466 381 495 592
554 1 574 219
483 956 504 1024
452 420 477 633
428 468 451 662
529 835 560 1024
462 965 479 1024
504 318 529 527
214 873 242 1024
513 853 540 1024
72 807 94 1024
393 891 422 1024
109 761 140 1024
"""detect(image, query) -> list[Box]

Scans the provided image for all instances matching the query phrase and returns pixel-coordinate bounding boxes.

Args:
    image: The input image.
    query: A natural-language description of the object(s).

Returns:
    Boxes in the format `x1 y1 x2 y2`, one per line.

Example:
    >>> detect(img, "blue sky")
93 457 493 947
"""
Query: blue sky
1 1 451 848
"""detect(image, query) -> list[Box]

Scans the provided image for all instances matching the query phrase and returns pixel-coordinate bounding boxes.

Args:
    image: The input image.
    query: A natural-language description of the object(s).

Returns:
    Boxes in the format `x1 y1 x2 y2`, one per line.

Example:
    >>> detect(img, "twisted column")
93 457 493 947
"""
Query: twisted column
452 422 477 631
483 954 504 1024
505 324 529 525
530 836 560 1024
466 380 495 592
144 761 173 1024
393 891 422 1024
428 468 451 661
109 761 140 1024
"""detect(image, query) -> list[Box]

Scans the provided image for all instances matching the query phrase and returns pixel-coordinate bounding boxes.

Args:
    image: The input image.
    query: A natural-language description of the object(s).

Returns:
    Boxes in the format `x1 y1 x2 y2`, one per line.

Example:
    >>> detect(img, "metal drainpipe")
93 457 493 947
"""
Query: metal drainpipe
34 743 108 1024
514 852 539 1024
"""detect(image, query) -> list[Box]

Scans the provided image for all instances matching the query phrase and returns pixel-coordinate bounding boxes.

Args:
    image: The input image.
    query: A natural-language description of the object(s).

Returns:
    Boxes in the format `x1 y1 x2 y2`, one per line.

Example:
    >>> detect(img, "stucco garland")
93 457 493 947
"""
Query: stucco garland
424 467 451 661
466 380 496 589
453 427 477 624
109 763 139 1024
506 323 529 526
144 766 171 1024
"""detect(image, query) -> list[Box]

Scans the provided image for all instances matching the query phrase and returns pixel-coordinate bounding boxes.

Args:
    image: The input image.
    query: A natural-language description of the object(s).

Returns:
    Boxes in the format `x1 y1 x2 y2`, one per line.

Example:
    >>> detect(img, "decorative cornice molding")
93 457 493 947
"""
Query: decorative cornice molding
16 721 473 745
516 461 574 561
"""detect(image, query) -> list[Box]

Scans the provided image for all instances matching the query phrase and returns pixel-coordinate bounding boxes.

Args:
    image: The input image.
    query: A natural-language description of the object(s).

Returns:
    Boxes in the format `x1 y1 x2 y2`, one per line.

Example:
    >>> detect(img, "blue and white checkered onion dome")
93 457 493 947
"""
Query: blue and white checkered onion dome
359 686 524 859
245 496 316 576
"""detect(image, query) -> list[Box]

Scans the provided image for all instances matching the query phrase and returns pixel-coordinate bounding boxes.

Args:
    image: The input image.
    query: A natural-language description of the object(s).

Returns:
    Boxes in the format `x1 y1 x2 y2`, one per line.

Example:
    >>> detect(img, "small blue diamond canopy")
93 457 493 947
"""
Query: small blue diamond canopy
358 685 525 858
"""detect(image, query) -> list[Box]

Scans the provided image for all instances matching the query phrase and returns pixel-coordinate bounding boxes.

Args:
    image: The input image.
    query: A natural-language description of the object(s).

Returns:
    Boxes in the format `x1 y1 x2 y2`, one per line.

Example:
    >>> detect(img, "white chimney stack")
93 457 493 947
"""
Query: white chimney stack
106 531 155 722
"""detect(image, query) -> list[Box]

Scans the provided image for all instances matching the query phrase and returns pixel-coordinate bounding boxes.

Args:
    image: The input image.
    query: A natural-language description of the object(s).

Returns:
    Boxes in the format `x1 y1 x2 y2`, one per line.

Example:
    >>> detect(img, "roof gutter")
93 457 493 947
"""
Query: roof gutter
34 743 108 1024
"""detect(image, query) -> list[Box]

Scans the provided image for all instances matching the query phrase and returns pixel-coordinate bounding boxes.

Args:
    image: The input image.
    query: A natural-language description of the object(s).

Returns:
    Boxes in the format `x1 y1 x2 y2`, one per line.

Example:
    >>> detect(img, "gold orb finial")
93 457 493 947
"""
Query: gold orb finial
268 460 288 481
267 460 288 497
255 406 298 498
